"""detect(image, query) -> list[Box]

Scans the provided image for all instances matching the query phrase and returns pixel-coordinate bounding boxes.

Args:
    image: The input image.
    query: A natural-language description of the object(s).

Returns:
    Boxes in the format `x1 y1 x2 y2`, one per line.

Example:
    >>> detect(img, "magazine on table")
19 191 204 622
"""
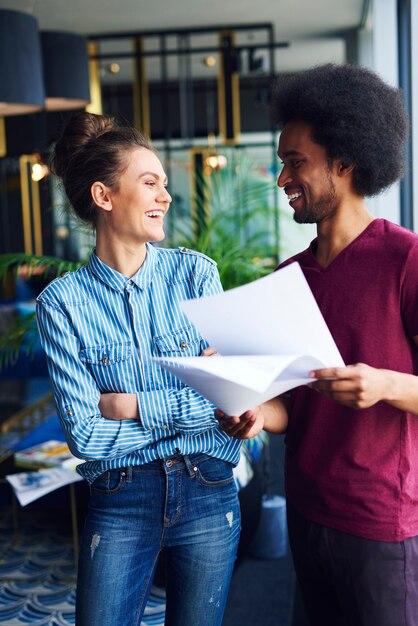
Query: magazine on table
6 468 84 506
8 439 84 506
14 439 78 469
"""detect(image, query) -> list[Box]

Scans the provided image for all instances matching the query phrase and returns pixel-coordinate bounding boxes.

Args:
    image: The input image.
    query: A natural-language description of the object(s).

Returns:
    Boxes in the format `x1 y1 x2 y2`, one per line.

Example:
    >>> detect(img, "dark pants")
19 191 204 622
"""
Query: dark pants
287 502 418 626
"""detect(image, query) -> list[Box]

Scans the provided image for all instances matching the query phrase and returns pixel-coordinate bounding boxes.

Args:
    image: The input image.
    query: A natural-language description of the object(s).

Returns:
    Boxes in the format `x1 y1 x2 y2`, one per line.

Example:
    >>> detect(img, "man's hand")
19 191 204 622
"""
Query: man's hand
216 407 265 440
309 363 388 409
99 393 139 421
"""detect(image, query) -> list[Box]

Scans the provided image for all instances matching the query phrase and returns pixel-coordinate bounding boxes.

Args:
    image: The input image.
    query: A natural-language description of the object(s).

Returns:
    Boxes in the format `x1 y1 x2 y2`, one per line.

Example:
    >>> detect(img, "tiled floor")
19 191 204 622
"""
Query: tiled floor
0 507 167 625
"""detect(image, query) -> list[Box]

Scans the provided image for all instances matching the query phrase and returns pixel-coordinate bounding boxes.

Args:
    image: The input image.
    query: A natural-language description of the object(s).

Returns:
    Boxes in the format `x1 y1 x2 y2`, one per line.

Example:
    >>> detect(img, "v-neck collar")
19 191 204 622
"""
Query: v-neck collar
307 219 380 272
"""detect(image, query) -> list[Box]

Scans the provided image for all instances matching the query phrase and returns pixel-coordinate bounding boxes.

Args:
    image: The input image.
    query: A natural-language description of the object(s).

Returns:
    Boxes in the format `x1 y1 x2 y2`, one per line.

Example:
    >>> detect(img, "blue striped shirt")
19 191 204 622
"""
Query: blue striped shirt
36 243 241 483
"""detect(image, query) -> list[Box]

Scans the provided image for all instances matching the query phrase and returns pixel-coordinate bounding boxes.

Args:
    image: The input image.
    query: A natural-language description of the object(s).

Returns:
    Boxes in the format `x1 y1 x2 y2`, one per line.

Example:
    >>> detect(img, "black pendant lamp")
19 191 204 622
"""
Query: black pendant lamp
41 31 90 111
0 9 45 116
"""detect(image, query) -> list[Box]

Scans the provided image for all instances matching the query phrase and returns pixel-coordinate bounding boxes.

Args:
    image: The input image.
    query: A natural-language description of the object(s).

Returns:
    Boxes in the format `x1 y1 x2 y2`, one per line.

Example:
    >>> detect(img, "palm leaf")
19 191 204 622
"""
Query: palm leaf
169 153 279 290
0 312 38 370
0 253 82 282
0 253 84 370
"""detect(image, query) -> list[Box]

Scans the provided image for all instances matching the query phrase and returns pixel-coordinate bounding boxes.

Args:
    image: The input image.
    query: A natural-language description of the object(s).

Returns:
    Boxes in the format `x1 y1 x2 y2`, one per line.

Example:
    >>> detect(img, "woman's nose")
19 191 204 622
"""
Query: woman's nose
160 188 172 203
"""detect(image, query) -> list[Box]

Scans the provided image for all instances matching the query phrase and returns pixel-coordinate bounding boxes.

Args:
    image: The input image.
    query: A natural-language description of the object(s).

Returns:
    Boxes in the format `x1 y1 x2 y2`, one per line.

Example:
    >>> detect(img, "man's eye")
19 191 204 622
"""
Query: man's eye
145 181 155 186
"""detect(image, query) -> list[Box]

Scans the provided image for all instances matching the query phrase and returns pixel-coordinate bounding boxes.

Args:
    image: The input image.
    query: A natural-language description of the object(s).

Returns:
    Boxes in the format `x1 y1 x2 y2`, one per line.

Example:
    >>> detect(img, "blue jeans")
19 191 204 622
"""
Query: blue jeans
76 453 241 626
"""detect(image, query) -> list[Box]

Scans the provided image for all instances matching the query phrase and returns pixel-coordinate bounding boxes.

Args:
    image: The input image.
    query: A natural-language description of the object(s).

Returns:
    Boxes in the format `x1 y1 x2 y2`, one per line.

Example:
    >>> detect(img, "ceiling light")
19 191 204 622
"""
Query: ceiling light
41 31 90 111
108 62 121 74
203 56 217 68
205 154 228 172
0 9 45 116
31 159 49 182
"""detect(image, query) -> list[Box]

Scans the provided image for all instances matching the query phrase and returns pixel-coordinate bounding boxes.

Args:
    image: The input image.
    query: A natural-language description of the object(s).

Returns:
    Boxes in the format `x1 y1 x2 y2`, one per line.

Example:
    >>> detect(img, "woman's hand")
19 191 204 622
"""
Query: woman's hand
99 393 139 421
215 396 289 439
215 407 265 440
200 346 219 357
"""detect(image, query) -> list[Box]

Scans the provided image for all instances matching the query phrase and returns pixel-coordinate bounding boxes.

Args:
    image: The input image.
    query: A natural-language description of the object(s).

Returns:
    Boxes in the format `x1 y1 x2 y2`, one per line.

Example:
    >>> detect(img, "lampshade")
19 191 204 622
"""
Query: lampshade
0 9 45 116
41 31 90 111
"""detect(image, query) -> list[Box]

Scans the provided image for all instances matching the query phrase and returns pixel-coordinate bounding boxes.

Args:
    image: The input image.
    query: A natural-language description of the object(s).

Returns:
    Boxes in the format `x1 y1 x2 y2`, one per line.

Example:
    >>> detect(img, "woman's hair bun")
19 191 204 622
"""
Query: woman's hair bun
50 112 116 179
49 111 153 224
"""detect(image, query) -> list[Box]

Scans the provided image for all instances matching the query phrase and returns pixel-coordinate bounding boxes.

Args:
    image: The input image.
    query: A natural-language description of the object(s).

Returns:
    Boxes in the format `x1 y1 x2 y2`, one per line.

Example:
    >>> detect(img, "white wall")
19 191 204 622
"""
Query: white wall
412 0 418 232
358 0 401 225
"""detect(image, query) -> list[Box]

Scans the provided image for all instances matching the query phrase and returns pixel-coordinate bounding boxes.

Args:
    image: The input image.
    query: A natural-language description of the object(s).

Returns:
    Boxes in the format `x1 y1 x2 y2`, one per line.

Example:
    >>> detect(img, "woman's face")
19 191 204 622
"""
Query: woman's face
98 147 172 245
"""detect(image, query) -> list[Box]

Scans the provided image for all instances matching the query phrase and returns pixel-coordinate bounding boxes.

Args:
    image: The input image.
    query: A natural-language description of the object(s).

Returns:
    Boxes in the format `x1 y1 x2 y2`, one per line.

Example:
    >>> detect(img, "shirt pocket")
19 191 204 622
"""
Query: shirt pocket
154 325 202 357
79 342 132 389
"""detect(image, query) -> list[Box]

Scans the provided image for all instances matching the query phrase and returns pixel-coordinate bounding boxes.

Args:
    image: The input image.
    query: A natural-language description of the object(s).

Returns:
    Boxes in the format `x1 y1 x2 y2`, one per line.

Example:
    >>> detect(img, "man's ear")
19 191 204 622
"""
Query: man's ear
337 160 355 177
91 181 113 212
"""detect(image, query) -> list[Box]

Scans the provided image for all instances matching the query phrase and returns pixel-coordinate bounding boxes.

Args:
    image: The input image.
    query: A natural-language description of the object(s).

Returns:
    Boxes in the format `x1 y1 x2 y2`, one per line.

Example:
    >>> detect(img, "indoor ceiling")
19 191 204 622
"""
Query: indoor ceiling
0 0 365 40
0 0 366 81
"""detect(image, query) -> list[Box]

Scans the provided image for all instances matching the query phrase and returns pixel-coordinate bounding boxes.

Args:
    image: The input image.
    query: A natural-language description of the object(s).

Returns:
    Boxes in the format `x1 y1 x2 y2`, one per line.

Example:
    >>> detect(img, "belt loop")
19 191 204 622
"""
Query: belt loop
183 455 198 478
124 466 133 482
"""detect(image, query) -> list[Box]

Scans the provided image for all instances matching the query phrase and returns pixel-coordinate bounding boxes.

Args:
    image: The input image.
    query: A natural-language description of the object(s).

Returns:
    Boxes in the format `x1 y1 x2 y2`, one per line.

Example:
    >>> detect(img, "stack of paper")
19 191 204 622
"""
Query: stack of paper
155 262 344 415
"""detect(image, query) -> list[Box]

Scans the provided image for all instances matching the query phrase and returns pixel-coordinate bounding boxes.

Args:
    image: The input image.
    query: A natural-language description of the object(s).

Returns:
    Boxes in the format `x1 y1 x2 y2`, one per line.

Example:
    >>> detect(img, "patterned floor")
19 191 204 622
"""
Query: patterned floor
0 508 166 626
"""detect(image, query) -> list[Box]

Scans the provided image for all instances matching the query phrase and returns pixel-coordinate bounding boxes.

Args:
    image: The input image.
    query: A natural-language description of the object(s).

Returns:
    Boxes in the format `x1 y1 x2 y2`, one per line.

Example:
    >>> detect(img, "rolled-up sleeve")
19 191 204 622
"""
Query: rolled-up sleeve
36 298 155 460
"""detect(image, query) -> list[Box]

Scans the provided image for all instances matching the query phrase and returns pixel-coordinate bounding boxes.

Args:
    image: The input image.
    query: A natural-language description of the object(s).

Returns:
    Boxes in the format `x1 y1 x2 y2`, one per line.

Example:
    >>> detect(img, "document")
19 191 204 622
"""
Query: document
6 468 83 506
155 262 344 416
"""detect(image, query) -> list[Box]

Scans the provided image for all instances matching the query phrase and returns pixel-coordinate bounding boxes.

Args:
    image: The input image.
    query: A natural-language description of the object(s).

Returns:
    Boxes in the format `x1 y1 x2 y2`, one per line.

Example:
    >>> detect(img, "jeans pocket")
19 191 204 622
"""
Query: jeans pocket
90 469 127 495
195 457 234 487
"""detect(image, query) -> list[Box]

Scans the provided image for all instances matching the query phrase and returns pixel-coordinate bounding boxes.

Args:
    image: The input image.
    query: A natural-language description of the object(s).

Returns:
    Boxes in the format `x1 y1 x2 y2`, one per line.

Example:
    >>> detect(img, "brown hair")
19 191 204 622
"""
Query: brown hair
50 112 153 224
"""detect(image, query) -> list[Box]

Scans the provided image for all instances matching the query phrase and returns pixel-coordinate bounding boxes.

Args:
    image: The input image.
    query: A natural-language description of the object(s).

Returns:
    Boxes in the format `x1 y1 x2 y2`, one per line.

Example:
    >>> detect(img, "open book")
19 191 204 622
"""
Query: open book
155 262 344 416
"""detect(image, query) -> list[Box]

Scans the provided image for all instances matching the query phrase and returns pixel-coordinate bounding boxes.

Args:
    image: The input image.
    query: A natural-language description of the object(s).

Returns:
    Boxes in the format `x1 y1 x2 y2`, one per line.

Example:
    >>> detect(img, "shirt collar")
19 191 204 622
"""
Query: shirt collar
87 242 158 293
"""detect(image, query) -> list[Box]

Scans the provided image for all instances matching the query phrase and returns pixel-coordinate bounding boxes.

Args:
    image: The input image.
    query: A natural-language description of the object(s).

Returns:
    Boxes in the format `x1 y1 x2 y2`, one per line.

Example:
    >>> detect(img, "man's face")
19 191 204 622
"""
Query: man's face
277 121 339 224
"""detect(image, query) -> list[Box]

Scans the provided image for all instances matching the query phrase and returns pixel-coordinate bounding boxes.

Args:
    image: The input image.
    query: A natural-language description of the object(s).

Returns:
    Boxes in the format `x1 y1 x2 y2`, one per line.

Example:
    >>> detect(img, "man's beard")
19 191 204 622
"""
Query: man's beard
293 174 337 224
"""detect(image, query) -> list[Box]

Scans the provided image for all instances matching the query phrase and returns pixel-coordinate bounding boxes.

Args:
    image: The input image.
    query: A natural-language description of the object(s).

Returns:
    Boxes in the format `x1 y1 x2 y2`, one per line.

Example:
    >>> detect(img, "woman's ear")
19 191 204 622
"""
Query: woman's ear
91 181 113 212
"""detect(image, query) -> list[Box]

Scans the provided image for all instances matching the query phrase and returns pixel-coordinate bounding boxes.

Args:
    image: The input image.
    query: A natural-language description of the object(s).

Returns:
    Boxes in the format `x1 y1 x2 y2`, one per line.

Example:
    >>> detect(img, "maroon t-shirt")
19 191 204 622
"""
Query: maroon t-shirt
280 219 418 541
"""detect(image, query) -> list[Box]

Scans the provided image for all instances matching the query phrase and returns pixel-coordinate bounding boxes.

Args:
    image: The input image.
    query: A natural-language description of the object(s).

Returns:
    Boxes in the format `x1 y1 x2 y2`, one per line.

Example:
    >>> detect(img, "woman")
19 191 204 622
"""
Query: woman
36 112 242 626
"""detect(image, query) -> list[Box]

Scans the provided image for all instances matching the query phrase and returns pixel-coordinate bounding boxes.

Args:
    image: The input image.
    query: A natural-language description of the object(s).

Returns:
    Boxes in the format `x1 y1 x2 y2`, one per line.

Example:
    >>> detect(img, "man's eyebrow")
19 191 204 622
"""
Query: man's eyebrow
138 171 168 184
278 150 304 159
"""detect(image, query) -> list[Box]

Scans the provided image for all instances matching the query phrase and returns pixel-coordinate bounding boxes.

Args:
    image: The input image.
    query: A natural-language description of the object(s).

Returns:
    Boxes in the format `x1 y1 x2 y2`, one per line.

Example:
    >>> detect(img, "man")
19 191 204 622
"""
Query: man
218 64 418 626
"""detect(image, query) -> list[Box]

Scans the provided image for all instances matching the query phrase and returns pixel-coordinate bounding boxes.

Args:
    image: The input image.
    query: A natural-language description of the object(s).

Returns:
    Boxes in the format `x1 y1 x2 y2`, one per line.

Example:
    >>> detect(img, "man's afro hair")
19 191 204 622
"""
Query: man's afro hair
271 64 409 197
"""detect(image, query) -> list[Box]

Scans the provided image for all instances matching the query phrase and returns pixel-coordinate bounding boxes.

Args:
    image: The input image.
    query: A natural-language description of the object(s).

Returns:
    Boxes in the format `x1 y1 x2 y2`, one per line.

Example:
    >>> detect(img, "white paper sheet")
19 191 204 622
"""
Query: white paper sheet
155 262 344 415
6 468 83 506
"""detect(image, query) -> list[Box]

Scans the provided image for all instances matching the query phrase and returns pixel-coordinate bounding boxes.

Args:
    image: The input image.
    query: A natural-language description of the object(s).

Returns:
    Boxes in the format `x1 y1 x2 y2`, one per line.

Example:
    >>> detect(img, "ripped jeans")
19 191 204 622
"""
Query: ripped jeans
76 454 241 626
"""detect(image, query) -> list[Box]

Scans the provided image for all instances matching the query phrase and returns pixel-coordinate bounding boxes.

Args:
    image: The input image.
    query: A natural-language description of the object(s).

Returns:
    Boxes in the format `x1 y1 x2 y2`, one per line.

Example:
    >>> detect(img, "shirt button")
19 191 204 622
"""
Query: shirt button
166 460 173 467
181 247 188 252
162 424 168 429
180 341 187 349
66 410 73 417
101 357 109 364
